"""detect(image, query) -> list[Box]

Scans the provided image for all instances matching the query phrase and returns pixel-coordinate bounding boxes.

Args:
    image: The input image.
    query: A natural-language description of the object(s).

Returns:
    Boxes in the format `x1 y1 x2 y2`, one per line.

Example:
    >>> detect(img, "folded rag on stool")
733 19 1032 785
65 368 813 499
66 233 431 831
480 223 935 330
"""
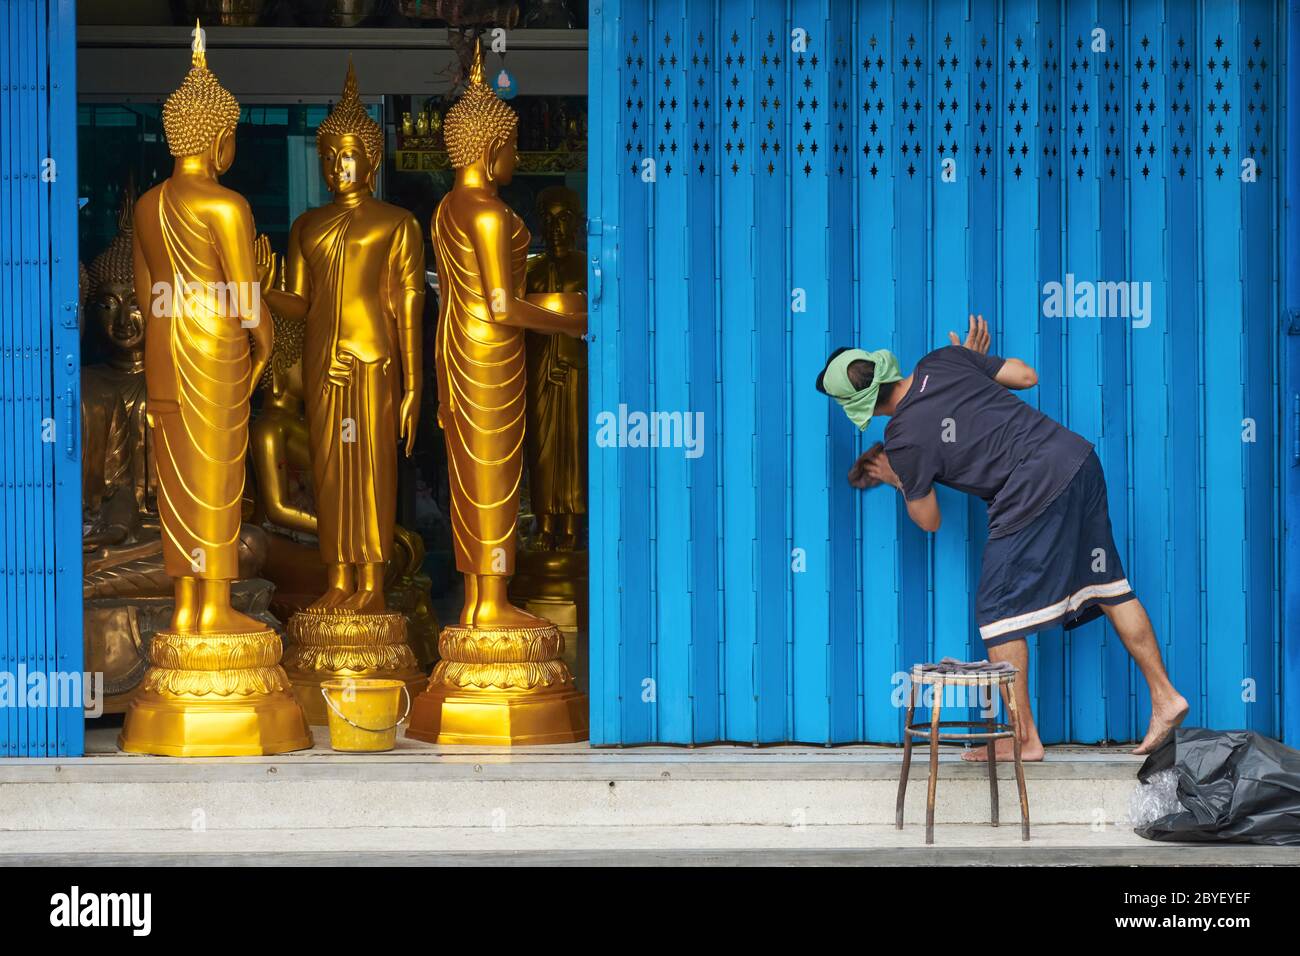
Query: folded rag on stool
917 657 1017 675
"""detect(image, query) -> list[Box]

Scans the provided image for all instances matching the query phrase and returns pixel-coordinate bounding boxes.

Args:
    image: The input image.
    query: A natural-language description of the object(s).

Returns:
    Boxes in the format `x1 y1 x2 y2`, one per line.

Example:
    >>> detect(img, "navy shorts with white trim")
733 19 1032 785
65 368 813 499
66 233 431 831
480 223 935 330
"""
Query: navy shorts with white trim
975 450 1133 646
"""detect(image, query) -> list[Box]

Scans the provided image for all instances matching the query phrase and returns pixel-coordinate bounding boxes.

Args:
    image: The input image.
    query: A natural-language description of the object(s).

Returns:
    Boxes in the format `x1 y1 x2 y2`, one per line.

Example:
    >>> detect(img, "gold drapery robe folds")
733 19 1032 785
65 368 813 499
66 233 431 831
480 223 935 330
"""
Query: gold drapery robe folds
145 181 253 581
433 201 530 576
298 201 424 565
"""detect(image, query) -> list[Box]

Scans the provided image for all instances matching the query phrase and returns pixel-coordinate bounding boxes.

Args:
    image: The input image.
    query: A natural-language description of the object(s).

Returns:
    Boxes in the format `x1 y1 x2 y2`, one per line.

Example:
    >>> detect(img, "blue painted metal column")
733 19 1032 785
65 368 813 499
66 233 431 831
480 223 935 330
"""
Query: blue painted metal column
1241 0 1283 735
853 1 902 743
0 0 84 757
1284 0 1300 745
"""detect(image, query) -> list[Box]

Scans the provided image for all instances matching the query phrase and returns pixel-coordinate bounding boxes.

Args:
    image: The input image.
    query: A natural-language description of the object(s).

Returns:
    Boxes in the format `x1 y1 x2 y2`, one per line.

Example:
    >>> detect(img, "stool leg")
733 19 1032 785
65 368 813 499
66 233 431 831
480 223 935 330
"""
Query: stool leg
986 710 999 827
896 679 917 829
925 689 942 845
1005 682 1030 841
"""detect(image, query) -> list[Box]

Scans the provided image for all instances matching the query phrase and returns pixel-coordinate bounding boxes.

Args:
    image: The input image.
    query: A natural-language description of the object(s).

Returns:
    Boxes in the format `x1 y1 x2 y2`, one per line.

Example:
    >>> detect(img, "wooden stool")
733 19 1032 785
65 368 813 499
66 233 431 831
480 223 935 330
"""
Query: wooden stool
895 663 1030 844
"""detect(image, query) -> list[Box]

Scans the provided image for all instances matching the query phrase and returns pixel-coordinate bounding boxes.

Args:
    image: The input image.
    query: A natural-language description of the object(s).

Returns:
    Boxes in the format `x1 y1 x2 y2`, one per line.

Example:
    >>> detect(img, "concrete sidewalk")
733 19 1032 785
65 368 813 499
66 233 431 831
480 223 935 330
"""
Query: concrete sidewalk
2 825 1296 866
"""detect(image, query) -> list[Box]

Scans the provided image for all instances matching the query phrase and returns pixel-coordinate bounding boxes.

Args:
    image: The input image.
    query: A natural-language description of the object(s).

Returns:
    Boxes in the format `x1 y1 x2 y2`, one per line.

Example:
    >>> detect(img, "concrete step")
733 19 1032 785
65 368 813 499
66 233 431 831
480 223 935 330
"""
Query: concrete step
2 825 1296 866
4 731 1293 865
0 729 1153 832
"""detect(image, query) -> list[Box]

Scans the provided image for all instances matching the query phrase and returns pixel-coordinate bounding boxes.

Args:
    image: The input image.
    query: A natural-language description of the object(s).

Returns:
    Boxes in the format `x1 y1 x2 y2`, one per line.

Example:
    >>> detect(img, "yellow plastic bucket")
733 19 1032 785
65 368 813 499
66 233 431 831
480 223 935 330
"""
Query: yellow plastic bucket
320 678 410 753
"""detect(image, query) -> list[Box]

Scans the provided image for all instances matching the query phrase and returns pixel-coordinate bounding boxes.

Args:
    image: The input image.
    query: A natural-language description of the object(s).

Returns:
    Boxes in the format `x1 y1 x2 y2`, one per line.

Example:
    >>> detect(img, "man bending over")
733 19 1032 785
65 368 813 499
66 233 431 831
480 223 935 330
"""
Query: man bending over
816 316 1188 759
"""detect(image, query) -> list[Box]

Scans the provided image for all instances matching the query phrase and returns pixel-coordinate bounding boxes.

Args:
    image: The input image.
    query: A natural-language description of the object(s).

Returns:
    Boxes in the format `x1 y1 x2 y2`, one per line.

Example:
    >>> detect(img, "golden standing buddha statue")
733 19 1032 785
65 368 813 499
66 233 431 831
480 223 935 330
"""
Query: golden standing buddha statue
262 60 427 722
406 40 588 745
523 185 587 549
118 24 311 755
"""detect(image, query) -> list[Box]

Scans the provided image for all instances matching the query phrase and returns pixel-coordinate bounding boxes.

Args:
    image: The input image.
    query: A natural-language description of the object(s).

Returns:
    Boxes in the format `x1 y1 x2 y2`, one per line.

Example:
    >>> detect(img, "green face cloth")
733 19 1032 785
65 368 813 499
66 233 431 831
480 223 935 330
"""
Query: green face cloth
821 348 902 431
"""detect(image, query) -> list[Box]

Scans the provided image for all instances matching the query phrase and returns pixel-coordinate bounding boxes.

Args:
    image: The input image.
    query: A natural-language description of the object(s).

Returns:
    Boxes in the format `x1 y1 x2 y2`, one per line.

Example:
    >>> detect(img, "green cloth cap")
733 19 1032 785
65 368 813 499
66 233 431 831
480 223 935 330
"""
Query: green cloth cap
821 348 902 431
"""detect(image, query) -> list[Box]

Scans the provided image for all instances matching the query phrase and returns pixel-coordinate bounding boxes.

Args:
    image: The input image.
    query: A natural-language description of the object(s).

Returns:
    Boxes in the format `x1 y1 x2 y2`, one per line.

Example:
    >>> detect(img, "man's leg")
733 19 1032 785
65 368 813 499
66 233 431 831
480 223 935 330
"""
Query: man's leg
961 637 1046 762
1099 597 1189 754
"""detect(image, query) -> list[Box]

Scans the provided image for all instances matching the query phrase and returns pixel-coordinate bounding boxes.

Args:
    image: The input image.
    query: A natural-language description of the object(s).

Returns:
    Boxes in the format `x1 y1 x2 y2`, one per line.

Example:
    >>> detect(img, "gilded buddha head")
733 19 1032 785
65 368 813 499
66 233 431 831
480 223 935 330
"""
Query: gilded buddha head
162 22 241 171
88 188 144 355
536 186 581 258
444 40 519 185
317 58 384 197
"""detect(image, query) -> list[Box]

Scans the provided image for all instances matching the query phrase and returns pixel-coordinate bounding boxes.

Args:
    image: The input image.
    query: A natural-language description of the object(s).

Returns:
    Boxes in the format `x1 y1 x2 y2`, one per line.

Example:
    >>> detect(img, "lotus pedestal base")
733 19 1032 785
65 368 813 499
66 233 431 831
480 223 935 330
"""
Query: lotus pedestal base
283 608 427 725
118 628 312 757
406 623 588 746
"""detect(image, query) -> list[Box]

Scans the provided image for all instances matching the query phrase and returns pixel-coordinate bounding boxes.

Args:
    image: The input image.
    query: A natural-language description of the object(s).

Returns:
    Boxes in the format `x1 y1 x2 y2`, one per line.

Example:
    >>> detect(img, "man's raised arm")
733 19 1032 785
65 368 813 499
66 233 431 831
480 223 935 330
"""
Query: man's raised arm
949 313 1038 390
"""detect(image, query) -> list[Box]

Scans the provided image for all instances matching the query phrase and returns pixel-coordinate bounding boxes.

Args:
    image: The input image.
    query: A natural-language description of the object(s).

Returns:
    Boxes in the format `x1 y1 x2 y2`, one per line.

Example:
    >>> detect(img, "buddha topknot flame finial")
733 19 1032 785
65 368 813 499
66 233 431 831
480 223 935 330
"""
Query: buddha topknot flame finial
468 35 485 86
191 18 206 68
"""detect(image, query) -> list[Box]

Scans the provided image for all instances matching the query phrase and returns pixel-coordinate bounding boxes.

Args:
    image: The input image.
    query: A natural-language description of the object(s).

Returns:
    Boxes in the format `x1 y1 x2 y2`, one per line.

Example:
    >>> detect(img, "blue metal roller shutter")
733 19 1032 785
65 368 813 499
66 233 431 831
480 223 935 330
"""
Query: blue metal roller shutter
588 0 1292 745
0 0 84 757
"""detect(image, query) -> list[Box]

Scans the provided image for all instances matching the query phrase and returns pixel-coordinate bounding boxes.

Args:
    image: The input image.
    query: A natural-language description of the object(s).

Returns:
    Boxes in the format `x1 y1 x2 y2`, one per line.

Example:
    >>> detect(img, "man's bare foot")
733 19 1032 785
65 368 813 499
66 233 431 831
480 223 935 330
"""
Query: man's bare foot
1132 695 1189 755
961 737 1046 762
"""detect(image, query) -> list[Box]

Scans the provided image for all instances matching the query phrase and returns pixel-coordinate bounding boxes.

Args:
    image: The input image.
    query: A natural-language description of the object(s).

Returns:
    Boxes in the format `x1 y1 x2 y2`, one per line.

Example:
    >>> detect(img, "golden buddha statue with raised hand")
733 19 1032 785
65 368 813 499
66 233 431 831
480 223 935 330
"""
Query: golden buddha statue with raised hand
262 59 427 723
119 23 310 756
407 39 588 745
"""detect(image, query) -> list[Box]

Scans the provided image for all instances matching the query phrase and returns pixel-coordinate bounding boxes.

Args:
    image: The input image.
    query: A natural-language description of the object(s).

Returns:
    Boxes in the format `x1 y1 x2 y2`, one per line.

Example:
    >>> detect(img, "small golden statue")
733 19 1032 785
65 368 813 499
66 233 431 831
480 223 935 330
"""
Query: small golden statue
511 186 589 684
262 60 427 722
406 39 588 745
118 23 311 755
523 186 587 551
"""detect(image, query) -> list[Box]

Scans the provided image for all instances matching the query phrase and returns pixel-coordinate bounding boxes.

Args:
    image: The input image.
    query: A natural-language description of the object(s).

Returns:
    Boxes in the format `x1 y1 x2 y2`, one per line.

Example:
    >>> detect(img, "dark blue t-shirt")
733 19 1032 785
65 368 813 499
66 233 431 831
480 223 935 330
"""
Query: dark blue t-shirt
883 346 1093 538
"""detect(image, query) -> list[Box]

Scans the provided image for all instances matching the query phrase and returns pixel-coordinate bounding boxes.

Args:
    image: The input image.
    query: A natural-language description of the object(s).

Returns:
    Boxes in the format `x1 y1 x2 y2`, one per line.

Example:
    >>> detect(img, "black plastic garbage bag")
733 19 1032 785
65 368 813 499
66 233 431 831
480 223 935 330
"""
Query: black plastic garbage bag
1134 727 1300 846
